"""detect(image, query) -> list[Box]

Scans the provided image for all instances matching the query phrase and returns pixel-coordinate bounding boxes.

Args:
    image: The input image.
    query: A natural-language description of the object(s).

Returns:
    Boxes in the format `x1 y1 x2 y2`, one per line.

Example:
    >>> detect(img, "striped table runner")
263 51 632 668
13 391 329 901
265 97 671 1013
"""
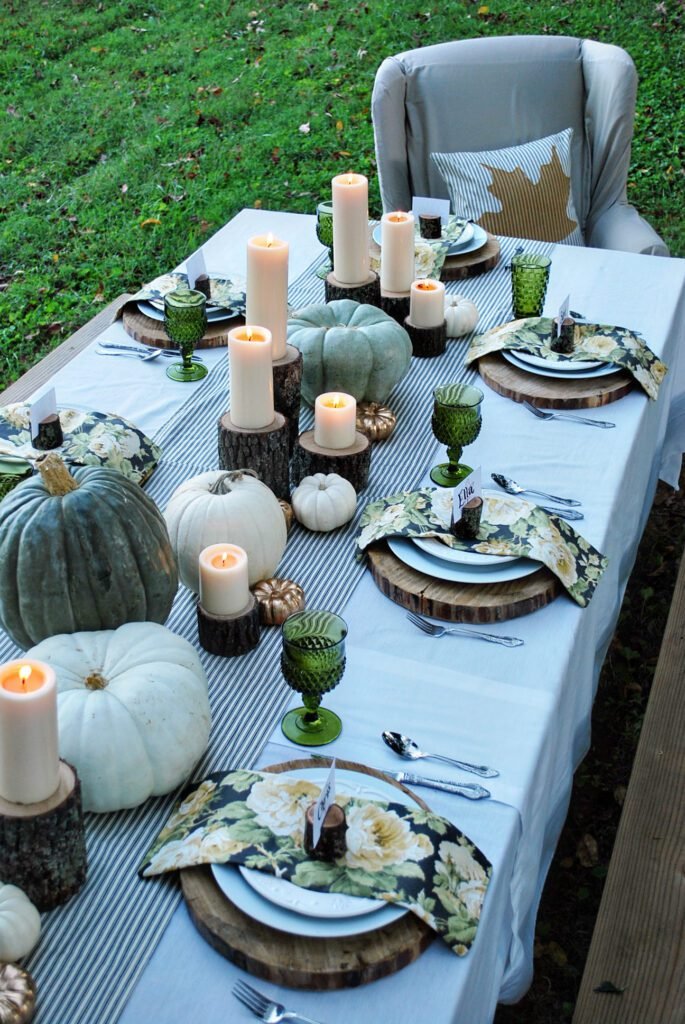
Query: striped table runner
7 236 550 1023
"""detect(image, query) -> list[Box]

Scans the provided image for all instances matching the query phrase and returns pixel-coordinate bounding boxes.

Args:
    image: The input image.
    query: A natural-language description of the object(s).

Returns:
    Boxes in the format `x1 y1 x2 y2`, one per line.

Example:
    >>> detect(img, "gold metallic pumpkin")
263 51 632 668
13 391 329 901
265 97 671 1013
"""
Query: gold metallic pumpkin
252 578 305 626
355 402 397 442
0 964 36 1024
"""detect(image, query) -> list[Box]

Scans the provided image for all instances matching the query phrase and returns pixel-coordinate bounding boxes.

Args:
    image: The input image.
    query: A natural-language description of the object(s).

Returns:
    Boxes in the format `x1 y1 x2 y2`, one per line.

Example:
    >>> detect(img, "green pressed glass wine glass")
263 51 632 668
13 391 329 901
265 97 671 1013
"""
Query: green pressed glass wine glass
164 287 208 382
430 382 484 487
316 200 334 258
280 609 347 746
511 253 552 319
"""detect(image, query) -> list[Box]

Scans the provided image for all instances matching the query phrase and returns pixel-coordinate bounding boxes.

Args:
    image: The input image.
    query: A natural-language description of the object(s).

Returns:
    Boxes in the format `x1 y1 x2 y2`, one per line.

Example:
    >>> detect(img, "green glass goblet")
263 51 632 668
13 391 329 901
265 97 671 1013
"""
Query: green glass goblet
430 382 484 487
280 609 347 746
316 200 334 259
164 287 208 382
511 253 552 319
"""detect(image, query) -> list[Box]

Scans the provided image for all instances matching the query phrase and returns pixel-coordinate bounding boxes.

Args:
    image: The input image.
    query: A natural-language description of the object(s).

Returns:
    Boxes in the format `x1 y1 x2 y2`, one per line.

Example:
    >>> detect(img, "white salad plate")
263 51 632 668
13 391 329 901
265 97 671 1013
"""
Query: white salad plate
137 300 235 324
502 350 620 380
373 221 488 256
389 537 539 585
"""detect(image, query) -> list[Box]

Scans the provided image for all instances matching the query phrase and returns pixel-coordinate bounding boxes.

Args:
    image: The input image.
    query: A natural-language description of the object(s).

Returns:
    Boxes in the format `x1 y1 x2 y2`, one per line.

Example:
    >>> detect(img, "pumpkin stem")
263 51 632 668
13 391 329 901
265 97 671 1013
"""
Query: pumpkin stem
84 671 107 690
209 468 259 495
36 453 79 496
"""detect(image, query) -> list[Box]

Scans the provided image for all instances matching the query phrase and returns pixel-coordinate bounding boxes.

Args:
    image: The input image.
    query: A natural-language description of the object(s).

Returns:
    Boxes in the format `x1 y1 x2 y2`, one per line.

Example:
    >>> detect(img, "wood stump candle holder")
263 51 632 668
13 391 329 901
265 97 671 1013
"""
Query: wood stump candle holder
380 291 411 325
33 414 63 451
0 761 87 912
218 412 290 500
324 270 381 307
291 430 371 491
404 316 447 359
272 345 303 454
197 594 260 656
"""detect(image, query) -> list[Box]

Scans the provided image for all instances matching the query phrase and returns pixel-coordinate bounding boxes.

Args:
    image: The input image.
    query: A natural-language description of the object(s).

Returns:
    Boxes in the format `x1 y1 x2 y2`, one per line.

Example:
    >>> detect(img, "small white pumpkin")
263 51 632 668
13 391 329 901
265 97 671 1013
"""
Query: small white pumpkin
0 884 41 962
291 473 357 532
165 468 287 592
28 622 211 813
444 295 479 337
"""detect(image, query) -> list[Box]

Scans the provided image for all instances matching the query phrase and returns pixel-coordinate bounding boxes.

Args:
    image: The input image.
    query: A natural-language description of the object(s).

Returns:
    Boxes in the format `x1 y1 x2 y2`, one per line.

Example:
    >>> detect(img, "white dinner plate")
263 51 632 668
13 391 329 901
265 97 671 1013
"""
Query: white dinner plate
507 349 603 372
389 536 540 585
413 535 516 567
211 767 410 938
372 221 486 256
502 350 621 380
137 300 236 324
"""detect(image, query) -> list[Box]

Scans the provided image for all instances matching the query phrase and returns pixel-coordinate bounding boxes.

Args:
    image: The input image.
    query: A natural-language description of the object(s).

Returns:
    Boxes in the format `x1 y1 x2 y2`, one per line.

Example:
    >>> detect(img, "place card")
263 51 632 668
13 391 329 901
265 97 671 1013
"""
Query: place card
412 196 450 225
310 758 336 849
452 466 481 525
556 294 570 337
184 247 208 290
29 388 57 441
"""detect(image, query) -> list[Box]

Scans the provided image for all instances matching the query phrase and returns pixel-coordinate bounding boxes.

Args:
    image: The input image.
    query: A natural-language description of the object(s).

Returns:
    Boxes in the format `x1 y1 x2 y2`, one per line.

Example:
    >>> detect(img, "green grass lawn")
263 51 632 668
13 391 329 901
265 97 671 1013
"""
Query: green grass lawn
1 0 682 390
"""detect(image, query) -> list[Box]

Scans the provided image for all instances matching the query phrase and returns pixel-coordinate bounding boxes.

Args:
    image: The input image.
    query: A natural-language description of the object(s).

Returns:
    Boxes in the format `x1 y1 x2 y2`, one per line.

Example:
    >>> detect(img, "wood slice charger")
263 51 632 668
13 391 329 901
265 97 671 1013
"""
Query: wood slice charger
440 231 500 281
181 757 434 989
122 304 243 349
477 351 633 409
367 542 560 622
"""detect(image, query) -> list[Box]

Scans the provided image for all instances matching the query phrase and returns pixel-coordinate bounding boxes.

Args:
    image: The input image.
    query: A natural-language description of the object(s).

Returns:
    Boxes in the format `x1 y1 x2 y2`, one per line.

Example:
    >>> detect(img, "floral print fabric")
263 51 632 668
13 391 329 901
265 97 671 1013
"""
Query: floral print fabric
128 272 246 315
0 405 161 485
140 769 492 956
465 317 667 399
356 488 607 608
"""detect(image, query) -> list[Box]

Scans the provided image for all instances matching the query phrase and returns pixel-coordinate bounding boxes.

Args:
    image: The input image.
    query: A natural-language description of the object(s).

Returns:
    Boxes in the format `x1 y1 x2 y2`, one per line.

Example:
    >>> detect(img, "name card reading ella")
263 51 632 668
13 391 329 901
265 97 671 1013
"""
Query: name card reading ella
310 758 336 850
452 466 482 526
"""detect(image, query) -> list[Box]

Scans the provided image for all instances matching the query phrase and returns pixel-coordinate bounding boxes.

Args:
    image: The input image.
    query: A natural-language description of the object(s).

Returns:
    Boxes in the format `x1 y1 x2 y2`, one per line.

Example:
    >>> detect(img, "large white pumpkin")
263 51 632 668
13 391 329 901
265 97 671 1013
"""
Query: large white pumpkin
28 622 211 813
164 469 287 592
0 884 41 962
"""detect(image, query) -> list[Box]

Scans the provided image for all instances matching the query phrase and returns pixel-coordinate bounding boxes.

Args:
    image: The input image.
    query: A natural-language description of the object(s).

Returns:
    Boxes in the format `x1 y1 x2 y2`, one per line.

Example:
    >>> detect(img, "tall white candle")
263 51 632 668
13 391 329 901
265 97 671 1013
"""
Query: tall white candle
228 325 275 429
245 234 289 360
314 392 357 450
331 173 369 286
410 279 446 328
380 211 415 294
199 544 250 616
0 659 60 805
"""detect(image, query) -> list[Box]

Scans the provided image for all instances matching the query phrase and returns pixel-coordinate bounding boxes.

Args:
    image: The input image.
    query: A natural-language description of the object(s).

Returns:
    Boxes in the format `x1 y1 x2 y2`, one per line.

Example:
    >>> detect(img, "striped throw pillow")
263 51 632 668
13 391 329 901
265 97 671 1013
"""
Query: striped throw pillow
431 128 583 245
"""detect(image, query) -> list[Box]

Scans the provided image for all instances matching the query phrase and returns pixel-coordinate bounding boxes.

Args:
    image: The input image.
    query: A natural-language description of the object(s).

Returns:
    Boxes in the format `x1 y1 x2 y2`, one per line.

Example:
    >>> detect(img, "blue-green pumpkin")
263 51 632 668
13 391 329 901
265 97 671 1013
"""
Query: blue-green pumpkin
287 299 412 406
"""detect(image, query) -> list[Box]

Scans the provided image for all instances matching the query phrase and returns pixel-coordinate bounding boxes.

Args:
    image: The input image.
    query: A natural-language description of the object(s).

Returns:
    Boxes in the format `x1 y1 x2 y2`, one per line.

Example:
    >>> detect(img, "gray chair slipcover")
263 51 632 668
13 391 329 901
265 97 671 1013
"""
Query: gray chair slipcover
371 36 669 256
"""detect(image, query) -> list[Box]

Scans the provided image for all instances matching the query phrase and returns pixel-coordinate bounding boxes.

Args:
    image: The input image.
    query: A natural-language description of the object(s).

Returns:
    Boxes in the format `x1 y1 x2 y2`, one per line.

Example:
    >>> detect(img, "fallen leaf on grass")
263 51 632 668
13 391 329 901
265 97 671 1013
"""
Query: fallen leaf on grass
140 217 161 228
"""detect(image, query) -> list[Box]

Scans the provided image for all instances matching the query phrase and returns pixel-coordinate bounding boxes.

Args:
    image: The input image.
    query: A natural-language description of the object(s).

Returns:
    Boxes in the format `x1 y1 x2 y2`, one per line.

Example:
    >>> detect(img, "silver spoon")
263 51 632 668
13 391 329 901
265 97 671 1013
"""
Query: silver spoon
97 342 205 361
523 401 615 429
96 346 161 362
382 730 499 778
491 473 581 507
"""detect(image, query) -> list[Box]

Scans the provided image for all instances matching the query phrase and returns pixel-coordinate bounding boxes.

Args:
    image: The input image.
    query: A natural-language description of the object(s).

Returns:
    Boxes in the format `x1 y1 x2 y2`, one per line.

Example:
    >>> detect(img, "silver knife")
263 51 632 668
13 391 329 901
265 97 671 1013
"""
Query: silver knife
97 341 204 360
382 770 490 800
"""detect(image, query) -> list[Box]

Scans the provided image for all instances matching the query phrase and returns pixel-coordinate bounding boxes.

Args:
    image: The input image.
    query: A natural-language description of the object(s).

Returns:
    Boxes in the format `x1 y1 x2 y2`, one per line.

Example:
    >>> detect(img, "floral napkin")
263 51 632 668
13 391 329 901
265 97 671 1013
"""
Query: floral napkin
140 769 492 956
466 317 667 399
357 488 607 607
0 405 161 486
122 272 246 316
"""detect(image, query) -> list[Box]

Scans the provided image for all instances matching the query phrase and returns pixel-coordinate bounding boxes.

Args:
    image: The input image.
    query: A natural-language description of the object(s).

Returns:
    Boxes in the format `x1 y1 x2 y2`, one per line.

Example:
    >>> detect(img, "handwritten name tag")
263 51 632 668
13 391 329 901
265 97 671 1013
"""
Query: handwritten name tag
311 759 336 849
452 466 482 525
557 293 570 336
30 387 58 441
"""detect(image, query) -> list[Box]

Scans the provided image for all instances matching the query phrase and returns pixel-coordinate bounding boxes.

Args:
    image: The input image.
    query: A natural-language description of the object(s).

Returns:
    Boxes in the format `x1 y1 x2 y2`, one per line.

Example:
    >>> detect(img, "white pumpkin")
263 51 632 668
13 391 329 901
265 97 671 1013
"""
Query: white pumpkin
0 884 41 962
28 622 211 813
291 473 357 532
165 469 287 592
444 295 479 337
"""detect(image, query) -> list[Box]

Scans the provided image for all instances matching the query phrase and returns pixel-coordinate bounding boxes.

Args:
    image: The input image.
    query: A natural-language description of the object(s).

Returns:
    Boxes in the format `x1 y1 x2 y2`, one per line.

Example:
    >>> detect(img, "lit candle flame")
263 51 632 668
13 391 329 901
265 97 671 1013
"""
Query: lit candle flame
266 232 274 247
417 281 437 291
345 174 355 185
328 394 344 408
19 665 32 688
221 551 229 567
246 328 253 341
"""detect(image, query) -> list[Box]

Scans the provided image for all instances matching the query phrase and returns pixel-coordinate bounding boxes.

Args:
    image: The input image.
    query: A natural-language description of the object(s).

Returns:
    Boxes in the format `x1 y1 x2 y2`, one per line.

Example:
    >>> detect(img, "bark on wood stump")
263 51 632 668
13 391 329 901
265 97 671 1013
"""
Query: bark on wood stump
380 292 411 325
404 316 447 358
272 345 303 454
0 761 87 911
451 496 483 539
33 413 63 450
197 595 260 656
324 271 381 307
218 411 290 500
291 430 371 491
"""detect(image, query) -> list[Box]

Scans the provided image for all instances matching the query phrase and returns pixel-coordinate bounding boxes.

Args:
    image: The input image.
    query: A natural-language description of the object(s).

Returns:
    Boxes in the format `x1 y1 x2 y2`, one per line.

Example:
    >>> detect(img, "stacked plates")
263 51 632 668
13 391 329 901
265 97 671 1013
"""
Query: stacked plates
502 349 619 381
212 767 412 939
137 275 246 323
372 222 489 257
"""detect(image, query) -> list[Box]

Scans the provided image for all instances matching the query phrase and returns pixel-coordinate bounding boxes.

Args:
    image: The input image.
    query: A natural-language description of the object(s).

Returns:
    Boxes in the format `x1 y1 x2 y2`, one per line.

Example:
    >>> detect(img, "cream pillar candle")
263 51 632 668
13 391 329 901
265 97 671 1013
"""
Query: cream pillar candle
410 279 446 328
245 234 289 360
228 325 275 429
380 211 415 293
0 659 60 805
314 392 357 450
198 544 250 616
331 173 369 285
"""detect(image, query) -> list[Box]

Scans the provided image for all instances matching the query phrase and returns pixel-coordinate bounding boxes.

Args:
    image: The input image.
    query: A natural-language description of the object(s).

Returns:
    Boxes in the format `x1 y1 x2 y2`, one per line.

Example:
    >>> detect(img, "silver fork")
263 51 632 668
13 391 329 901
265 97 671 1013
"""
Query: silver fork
407 611 523 647
523 400 615 429
232 980 324 1024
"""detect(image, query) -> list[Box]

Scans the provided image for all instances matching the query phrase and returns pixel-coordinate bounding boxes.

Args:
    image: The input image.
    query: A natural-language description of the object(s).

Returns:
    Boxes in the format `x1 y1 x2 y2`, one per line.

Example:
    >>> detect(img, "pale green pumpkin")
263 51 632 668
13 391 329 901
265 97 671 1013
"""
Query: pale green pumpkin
287 299 412 405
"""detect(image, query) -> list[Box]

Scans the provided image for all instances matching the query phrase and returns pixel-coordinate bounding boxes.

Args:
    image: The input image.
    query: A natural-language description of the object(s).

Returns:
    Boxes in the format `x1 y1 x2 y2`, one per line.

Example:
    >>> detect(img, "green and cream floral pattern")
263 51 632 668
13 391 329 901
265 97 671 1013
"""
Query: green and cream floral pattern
126 272 246 315
0 405 161 486
140 769 492 956
466 317 667 399
356 487 607 607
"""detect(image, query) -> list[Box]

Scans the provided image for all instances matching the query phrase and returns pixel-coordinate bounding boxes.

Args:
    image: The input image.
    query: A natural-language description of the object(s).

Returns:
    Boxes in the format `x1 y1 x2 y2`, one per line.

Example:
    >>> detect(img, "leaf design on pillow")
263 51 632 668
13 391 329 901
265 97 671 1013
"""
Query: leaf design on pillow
479 145 578 243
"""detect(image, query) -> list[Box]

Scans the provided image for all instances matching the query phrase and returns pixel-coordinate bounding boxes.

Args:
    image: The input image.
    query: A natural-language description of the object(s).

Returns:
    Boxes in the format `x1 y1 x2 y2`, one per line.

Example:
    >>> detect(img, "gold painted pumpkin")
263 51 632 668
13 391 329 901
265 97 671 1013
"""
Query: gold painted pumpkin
356 402 397 442
0 964 36 1024
252 578 305 625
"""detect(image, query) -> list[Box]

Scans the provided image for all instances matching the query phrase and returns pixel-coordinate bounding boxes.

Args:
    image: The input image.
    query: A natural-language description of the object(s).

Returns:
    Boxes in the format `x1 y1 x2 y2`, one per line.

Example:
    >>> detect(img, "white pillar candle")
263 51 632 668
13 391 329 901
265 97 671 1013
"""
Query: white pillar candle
410 279 446 328
314 392 357 450
199 544 250 616
0 659 60 805
380 211 415 293
228 325 275 429
245 234 289 360
331 173 370 286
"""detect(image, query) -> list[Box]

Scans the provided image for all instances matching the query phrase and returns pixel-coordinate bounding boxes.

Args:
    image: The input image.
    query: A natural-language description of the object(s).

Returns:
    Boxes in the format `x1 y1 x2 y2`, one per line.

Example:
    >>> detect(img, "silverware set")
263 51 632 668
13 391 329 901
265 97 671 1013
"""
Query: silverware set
407 610 523 647
490 471 584 521
233 980 325 1024
523 399 615 429
382 729 499 778
96 341 205 362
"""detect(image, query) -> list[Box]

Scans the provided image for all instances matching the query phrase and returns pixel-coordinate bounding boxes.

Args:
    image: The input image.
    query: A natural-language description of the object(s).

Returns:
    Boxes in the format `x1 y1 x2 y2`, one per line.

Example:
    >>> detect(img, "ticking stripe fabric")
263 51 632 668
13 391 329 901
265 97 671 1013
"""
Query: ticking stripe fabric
432 129 583 246
7 237 551 1024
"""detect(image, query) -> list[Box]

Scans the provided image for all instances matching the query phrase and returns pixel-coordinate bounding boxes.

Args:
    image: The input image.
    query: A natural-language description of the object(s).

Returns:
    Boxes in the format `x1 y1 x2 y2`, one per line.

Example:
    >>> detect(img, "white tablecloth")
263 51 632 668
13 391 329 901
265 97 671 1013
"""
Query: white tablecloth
22 210 685 1024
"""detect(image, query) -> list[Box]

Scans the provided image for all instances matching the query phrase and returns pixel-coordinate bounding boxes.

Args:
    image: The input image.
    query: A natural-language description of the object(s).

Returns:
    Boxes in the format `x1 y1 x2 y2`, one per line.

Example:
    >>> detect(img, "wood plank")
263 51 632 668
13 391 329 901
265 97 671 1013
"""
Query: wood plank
477 352 633 409
572 547 685 1024
0 296 131 405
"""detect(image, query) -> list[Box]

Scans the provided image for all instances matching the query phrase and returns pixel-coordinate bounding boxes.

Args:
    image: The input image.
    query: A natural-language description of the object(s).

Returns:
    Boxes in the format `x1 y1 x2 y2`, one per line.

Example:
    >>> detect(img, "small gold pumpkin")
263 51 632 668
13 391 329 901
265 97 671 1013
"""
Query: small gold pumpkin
279 499 294 534
355 402 397 442
252 578 305 626
0 964 36 1024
